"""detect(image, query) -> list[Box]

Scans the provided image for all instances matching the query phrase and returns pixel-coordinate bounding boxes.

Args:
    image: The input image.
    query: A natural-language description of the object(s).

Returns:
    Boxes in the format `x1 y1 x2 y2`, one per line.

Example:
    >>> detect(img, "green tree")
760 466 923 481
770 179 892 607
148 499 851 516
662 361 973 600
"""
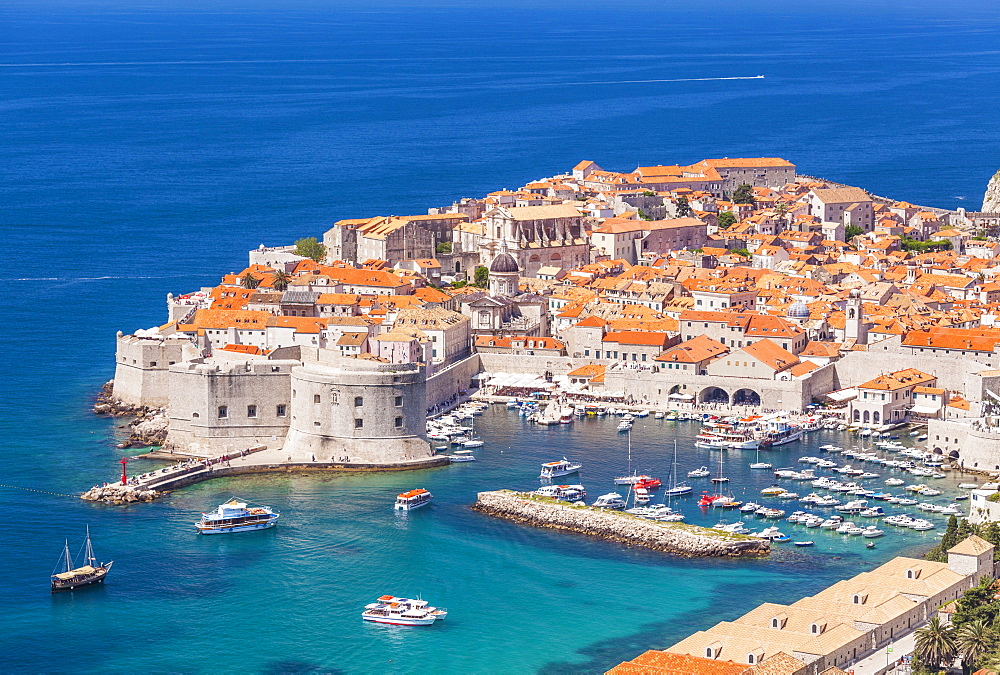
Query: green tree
676 197 693 218
914 616 956 671
845 225 865 241
450 279 468 288
241 273 260 289
641 190 657 197
717 211 737 229
732 183 756 206
729 248 751 257
435 241 453 254
294 237 326 262
271 270 291 292
473 265 489 288
638 209 653 222
774 202 789 216
956 619 996 672
953 577 1000 628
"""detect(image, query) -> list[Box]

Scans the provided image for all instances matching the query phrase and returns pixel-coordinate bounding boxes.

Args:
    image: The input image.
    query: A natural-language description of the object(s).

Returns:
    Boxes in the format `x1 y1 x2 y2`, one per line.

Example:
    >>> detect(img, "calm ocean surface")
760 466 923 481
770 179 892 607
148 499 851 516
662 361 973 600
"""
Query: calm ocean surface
3 1 1000 672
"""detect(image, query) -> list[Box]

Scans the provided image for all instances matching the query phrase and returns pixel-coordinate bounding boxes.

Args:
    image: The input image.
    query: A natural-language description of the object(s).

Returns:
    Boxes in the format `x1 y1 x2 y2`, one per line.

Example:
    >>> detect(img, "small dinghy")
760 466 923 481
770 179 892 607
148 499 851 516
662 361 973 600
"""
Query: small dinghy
866 542 876 549
793 541 814 547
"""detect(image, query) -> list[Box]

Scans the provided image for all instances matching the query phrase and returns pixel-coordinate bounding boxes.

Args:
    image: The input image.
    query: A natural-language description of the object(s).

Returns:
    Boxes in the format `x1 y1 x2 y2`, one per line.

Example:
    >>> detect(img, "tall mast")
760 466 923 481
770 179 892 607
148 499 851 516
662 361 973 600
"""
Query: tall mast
63 540 72 573
84 525 95 565
627 429 632 476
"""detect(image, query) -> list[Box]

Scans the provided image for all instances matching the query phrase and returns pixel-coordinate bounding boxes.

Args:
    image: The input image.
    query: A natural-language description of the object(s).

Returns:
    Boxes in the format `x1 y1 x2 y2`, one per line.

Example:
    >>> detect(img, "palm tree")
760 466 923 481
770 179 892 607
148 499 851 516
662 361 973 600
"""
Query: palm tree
271 270 291 292
956 619 994 671
915 616 956 671
241 273 260 289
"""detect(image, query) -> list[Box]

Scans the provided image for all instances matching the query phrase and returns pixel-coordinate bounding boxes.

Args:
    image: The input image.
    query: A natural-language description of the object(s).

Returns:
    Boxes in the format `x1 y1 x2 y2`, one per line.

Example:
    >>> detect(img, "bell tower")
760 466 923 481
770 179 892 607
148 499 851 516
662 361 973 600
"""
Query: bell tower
845 289 867 345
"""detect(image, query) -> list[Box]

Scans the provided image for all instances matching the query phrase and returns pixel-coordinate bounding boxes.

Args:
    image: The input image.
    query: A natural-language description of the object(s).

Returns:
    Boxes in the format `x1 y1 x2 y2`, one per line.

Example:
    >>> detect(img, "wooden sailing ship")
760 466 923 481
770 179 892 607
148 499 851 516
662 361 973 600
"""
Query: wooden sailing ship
51 526 113 592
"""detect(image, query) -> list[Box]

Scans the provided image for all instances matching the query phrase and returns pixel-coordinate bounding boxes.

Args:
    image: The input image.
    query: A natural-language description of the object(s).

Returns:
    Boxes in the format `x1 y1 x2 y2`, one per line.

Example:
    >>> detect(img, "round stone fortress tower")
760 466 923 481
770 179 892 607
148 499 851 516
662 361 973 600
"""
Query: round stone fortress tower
281 356 432 464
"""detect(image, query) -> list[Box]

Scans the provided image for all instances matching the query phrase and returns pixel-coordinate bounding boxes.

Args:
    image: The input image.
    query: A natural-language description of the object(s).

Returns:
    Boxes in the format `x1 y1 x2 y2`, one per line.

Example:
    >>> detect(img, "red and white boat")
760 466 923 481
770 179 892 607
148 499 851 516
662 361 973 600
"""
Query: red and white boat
394 489 432 511
634 476 661 490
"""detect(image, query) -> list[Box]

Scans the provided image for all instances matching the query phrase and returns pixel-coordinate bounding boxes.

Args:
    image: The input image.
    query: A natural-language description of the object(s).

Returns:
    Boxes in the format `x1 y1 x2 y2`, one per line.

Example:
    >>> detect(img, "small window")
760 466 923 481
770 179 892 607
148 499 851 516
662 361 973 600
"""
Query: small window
395 396 403 407
705 648 713 659
218 406 228 419
149 361 157 367
747 654 755 665
395 416 403 428
355 418 364 429
314 394 321 404
192 412 200 418
314 421 321 426
247 405 257 418
355 396 364 407
276 404 287 417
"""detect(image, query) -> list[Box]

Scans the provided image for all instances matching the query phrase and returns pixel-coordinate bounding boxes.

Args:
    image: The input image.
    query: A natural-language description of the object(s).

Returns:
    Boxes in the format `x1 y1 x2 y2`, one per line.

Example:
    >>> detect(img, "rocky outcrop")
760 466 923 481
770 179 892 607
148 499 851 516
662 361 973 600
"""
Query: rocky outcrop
81 485 159 505
984 169 1000 212
120 414 168 449
473 491 769 558
93 380 152 417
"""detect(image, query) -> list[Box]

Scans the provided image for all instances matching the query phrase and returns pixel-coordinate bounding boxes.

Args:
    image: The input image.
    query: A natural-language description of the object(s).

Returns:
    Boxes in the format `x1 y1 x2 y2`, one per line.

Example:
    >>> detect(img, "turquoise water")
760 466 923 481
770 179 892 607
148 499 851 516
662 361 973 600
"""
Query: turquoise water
4 1 1000 672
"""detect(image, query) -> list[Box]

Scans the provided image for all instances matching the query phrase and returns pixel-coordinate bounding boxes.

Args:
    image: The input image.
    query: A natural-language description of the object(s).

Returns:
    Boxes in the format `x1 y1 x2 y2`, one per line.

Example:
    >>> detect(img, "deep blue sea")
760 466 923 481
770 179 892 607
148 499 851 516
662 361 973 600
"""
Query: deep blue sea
3 1 1000 672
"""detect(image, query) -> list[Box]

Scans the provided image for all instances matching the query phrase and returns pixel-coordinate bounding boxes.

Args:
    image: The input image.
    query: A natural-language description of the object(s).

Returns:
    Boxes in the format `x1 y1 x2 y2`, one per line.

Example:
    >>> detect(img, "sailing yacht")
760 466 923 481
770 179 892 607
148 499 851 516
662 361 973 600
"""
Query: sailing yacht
665 442 692 496
613 430 639 485
749 447 772 470
462 415 485 448
710 451 729 483
51 527 112 592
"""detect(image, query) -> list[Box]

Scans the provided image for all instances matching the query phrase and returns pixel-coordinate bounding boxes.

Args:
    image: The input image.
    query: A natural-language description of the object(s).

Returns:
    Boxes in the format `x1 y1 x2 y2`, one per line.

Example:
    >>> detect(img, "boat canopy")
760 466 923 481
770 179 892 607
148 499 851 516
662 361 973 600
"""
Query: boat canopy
54 565 96 580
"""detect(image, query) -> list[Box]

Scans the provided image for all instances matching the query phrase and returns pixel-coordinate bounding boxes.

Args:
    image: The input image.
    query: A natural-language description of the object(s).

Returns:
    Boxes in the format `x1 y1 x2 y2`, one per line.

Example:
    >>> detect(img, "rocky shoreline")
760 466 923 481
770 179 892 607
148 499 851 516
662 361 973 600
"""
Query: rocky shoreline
81 484 160 505
472 490 770 558
93 380 168 448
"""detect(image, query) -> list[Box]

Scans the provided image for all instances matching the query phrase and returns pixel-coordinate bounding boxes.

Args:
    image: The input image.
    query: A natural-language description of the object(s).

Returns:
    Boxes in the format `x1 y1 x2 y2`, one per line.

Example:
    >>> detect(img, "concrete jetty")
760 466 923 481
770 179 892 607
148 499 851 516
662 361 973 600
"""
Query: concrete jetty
82 445 449 504
473 490 769 557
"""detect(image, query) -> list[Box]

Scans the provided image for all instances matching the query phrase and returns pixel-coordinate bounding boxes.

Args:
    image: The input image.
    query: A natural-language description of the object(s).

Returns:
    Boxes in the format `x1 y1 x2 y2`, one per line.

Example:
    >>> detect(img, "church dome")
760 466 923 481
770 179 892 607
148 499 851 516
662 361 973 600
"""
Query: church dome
489 252 519 274
786 301 810 319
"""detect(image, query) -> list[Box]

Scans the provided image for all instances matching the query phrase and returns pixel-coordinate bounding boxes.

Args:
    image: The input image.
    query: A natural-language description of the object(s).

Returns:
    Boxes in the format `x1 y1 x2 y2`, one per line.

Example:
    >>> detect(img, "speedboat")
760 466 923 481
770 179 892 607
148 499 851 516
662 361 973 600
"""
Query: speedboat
749 462 773 469
794 541 814 547
540 459 582 479
714 521 751 534
688 466 711 478
754 526 789 541
959 483 979 489
761 486 786 496
859 506 885 518
820 516 844 529
740 502 761 513
593 493 626 509
862 526 884 538
909 519 935 531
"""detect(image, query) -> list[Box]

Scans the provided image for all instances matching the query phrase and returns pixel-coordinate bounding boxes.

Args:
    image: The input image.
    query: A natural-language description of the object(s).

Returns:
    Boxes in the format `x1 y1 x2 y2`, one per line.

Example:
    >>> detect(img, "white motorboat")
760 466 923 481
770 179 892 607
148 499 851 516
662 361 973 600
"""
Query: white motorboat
448 451 477 462
593 493 626 509
540 459 583 479
688 466 711 478
740 502 762 513
909 519 935 531
714 521 751 534
754 526 789 542
885 478 904 486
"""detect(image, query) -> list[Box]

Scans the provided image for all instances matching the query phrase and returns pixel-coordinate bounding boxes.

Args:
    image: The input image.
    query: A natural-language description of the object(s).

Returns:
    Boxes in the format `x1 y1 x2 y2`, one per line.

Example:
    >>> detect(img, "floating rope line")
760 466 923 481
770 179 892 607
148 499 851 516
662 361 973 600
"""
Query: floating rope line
0 484 78 498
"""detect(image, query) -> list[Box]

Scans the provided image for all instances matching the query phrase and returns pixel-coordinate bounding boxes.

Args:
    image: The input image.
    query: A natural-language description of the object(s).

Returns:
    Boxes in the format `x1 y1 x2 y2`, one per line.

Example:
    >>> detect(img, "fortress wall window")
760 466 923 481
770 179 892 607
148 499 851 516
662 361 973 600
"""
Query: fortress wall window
247 405 257 418
355 419 364 429
314 394 321 404
355 396 364 407
218 406 228 419
395 417 403 428
395 396 403 407
276 404 287 417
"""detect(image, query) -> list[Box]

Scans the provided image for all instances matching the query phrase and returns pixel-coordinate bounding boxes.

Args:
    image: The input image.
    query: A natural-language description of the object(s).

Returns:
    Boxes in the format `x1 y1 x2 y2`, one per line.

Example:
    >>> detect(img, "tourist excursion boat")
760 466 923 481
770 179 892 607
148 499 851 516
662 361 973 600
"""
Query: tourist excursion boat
51 527 112 592
362 595 446 626
364 595 448 622
394 489 433 511
195 498 280 534
540 458 583 479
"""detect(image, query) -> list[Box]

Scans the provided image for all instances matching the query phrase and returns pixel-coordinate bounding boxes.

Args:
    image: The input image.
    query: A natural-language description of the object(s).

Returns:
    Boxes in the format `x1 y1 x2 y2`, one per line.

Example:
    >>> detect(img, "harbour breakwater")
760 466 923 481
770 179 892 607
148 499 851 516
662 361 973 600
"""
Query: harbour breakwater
81 446 450 505
473 490 770 558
